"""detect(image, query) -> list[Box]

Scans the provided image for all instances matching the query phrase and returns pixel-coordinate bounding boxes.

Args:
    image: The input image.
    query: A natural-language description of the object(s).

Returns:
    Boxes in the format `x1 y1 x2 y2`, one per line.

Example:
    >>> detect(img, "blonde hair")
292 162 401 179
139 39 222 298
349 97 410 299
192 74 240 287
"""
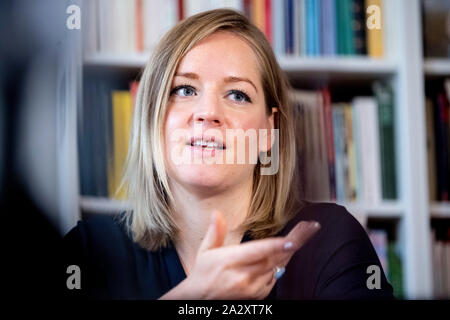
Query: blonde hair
121 8 302 251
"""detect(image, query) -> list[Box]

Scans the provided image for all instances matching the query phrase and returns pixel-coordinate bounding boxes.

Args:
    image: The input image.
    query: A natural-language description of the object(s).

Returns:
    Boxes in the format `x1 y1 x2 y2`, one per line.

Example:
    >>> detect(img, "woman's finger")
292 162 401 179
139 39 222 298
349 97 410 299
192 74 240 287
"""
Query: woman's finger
223 220 321 266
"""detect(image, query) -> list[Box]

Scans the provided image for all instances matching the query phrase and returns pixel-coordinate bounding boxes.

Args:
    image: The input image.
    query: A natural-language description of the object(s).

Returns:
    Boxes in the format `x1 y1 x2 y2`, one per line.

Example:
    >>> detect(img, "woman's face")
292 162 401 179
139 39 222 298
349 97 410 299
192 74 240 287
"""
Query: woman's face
164 31 276 193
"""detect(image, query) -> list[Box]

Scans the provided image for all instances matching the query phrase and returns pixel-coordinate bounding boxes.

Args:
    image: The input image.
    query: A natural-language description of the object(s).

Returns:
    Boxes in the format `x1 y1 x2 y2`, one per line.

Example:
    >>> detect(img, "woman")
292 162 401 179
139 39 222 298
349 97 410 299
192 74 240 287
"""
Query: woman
64 9 394 300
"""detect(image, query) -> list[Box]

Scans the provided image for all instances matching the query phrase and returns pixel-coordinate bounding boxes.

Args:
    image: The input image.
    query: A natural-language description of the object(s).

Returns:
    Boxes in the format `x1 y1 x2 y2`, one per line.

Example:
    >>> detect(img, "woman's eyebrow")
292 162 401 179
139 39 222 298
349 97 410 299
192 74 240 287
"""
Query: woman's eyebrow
174 73 257 93
223 76 258 93
174 72 199 79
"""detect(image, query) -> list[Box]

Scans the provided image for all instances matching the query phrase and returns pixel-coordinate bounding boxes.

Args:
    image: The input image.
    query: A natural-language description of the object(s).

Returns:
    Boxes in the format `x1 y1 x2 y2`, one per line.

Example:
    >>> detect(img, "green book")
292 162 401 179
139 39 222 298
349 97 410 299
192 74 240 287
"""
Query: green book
373 81 398 199
335 0 355 55
387 242 403 299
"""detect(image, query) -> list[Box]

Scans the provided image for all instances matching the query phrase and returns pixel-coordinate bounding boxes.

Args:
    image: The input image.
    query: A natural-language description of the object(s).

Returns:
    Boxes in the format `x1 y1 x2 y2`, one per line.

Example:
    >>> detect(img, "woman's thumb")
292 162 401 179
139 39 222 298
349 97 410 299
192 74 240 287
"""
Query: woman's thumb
198 210 227 253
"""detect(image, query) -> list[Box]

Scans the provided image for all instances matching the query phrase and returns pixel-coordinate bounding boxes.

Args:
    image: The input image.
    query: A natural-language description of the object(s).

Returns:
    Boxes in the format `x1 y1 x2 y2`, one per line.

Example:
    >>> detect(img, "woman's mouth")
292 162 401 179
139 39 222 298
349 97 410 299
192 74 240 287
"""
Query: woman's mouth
187 136 225 150
186 136 225 158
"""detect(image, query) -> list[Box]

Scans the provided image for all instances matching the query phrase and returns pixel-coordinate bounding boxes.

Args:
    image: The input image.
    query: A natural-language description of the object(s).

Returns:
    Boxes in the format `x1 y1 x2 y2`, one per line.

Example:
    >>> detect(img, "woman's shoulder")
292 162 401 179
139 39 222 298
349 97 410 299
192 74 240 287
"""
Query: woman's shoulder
279 200 372 252
283 200 365 236
63 212 134 256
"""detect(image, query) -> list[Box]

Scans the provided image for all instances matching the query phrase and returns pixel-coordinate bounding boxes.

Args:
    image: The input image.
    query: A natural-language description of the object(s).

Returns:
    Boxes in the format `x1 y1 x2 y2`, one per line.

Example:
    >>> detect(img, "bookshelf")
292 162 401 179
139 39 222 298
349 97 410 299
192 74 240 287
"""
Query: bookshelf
59 0 450 299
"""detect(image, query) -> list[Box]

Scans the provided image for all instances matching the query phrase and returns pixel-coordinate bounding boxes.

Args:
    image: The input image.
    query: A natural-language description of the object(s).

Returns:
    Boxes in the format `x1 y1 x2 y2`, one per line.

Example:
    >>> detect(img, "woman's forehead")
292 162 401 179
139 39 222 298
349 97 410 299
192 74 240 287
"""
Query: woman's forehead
174 31 261 82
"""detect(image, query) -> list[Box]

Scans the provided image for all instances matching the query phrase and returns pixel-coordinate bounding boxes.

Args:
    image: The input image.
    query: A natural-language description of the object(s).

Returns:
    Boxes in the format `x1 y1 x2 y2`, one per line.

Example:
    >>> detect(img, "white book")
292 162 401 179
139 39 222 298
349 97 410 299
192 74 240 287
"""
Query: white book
126 0 137 52
97 0 111 52
353 97 382 205
143 0 177 52
210 0 243 12
109 0 129 52
184 0 209 18
382 0 396 59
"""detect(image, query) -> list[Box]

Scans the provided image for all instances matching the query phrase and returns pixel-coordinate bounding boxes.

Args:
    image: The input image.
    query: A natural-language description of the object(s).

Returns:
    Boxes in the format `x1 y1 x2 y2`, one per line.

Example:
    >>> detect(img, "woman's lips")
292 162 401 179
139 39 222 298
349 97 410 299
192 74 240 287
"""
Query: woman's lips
187 135 226 150
187 144 223 157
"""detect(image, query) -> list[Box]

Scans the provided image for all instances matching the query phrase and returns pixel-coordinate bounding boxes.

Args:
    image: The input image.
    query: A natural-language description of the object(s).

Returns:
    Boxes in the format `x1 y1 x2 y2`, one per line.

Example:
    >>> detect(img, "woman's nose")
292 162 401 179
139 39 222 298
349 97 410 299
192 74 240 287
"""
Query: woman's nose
192 92 224 127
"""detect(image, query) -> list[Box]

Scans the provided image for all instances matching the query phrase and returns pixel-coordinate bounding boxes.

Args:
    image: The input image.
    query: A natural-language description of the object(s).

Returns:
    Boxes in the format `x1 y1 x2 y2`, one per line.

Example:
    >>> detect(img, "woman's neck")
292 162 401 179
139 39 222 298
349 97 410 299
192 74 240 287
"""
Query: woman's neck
170 179 253 275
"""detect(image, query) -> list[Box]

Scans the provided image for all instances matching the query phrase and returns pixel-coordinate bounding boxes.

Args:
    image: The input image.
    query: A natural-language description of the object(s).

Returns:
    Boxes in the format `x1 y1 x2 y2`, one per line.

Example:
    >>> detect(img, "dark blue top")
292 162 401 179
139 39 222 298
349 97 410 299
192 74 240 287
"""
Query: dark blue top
63 201 394 300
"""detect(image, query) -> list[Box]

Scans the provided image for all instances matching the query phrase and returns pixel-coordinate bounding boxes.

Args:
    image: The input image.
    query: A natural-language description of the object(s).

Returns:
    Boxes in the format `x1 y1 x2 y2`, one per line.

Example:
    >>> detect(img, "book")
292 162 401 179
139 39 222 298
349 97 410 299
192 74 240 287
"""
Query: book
373 81 397 200
365 0 384 58
143 0 178 52
272 0 285 55
352 0 367 55
434 90 449 201
351 96 363 201
284 0 294 55
332 104 346 202
387 242 403 299
426 98 437 201
264 0 272 44
291 90 330 201
352 97 382 204
252 0 265 34
336 0 355 55
322 88 336 200
111 91 133 199
306 0 320 56
368 229 388 276
321 0 336 56
344 103 357 201
422 0 450 58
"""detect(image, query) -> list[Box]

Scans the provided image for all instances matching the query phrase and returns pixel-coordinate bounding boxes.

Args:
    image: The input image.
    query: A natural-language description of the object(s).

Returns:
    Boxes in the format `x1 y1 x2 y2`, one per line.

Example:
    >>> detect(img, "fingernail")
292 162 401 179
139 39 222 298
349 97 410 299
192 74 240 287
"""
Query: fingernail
309 221 321 230
283 241 294 250
275 267 286 280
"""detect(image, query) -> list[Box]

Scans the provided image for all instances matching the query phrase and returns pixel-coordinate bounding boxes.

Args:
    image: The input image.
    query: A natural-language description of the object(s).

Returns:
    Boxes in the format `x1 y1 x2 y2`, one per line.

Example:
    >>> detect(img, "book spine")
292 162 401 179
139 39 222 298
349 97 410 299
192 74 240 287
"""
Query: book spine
352 98 363 201
426 98 438 201
321 0 336 56
285 0 294 55
352 0 367 55
272 0 284 55
135 0 143 52
436 93 449 200
265 0 272 44
365 0 384 58
252 0 266 33
178 0 184 21
333 105 345 202
305 0 314 56
373 82 397 200
323 89 336 201
344 104 357 200
342 0 355 55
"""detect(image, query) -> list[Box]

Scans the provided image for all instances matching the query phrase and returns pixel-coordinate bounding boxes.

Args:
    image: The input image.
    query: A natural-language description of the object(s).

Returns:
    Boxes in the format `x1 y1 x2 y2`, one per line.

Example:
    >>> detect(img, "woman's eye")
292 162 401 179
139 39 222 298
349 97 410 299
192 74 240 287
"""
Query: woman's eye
171 86 196 97
229 90 251 103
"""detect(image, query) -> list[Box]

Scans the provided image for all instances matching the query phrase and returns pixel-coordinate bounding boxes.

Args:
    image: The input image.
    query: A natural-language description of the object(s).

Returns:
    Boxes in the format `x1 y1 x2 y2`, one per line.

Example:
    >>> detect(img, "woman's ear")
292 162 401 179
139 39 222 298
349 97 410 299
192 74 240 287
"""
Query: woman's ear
259 107 278 152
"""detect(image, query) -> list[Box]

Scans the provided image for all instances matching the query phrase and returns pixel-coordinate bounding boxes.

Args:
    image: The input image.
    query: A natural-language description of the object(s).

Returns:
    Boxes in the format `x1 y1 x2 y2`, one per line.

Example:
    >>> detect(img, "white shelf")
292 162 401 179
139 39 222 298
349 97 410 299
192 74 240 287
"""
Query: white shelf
84 52 151 68
430 202 450 218
80 196 130 214
424 58 450 76
84 52 397 76
79 196 403 220
339 201 403 219
278 56 397 75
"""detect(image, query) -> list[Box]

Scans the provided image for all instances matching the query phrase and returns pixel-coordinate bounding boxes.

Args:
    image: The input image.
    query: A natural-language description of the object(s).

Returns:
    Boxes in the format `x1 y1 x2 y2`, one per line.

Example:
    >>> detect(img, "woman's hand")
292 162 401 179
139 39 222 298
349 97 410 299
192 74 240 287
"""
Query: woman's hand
159 210 321 300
